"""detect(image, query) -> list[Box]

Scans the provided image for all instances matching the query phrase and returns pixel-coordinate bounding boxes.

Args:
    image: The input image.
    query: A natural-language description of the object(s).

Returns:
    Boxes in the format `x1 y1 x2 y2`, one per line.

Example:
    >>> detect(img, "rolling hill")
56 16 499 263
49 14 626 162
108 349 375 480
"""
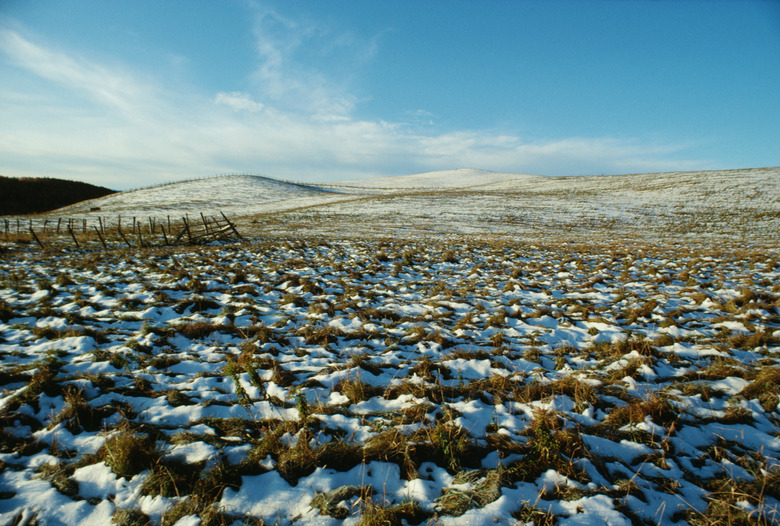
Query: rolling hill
58 174 343 216
24 167 780 244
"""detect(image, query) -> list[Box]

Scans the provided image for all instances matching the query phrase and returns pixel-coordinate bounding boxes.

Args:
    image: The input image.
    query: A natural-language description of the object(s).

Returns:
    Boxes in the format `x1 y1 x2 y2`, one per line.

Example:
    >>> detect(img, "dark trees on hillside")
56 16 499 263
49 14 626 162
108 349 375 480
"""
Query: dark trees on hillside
0 176 116 215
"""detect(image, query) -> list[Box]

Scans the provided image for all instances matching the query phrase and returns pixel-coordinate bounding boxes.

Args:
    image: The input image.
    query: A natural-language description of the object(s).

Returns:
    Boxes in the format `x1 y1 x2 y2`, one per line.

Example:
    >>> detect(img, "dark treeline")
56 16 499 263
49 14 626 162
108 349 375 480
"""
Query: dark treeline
0 176 116 215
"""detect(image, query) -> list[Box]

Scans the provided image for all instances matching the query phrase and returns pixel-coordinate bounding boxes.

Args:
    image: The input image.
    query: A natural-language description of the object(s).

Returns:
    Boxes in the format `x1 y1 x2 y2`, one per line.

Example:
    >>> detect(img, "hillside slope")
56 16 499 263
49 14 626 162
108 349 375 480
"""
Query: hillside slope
246 167 780 243
59 174 343 216
480 167 779 209
322 168 542 190
28 167 779 244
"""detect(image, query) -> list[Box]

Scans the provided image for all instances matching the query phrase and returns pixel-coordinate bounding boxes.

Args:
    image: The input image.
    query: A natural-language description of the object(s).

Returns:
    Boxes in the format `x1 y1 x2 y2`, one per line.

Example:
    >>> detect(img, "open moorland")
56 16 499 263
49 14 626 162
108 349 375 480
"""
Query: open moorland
0 168 779 526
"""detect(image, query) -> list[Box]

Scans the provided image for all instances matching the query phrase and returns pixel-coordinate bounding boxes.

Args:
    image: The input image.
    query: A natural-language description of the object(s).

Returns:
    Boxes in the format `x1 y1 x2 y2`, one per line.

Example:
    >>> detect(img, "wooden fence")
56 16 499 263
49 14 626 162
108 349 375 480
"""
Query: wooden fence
2 212 242 250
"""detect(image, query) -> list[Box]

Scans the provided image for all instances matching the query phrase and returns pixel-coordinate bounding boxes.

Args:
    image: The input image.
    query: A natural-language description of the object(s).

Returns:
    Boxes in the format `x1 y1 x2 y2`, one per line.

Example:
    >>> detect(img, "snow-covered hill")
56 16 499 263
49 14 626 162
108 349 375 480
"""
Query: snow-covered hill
254 167 780 243
322 168 542 190
479 167 780 209
29 167 780 244
58 174 342 216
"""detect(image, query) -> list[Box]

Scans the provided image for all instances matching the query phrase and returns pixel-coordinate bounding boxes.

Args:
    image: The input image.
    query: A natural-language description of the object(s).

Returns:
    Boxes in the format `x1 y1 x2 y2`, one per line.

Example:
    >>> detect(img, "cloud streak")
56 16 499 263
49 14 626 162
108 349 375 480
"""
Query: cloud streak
0 19 708 190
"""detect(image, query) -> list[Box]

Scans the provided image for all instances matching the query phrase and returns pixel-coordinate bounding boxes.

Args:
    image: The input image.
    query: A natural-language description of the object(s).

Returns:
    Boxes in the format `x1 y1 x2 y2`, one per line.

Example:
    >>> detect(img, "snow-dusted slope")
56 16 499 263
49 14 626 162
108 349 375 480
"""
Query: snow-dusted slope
59 174 341 216
248 167 780 243
323 168 543 190
480 167 780 208
32 167 779 243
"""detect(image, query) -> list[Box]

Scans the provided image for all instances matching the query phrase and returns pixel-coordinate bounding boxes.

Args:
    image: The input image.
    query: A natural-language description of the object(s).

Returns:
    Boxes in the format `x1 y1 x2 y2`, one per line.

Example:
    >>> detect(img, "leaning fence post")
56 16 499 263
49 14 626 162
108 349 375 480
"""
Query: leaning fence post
56 218 62 234
67 225 80 249
220 211 243 240
93 226 107 249
30 227 45 250
182 216 192 244
200 212 211 234
117 223 132 248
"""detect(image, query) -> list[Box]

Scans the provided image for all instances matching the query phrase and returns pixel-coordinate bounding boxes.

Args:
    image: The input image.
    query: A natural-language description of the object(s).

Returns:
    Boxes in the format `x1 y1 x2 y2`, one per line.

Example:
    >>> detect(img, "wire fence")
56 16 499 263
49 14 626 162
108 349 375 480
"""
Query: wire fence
2 212 242 250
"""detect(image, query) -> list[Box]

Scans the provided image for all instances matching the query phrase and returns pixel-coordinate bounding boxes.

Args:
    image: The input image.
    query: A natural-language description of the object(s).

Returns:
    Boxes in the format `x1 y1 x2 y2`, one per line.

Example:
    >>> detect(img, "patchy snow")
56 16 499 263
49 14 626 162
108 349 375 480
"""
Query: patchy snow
1 184 779 525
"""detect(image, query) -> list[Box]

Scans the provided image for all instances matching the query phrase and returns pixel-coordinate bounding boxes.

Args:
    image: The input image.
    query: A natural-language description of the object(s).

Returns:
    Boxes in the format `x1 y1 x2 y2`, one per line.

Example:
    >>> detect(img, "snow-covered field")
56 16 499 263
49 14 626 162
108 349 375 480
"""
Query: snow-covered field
1 238 778 525
1 167 779 525
39 167 780 244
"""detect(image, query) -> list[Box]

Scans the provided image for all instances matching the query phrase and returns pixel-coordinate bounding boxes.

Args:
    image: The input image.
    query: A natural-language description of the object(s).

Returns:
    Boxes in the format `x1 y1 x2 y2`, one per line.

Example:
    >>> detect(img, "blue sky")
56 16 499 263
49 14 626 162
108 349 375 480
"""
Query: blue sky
1 0 779 190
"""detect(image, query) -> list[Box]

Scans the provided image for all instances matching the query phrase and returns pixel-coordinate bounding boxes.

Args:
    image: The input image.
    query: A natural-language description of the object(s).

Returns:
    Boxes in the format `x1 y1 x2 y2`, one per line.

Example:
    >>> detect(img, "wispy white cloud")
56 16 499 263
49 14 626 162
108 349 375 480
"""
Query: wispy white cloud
246 4 377 121
0 23 153 116
0 18 707 190
215 92 265 112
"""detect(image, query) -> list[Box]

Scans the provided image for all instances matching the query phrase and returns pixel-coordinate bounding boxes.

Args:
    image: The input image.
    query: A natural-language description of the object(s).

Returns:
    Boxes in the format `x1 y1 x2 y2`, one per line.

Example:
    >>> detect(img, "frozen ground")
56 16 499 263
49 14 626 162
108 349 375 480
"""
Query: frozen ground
0 239 778 525
1 167 778 525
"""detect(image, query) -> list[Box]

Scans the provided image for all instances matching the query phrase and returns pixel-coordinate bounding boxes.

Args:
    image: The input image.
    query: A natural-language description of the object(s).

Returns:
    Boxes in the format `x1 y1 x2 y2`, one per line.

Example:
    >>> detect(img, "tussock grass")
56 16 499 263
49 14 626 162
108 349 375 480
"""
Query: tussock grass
0 298 16 322
112 508 151 526
2 237 778 525
50 386 111 432
516 376 597 408
358 499 428 526
336 377 382 404
312 485 372 519
603 394 678 429
276 430 362 484
738 366 780 411
363 429 418 479
101 429 161 478
687 465 780 526
160 461 244 526
504 410 588 483
35 461 78 496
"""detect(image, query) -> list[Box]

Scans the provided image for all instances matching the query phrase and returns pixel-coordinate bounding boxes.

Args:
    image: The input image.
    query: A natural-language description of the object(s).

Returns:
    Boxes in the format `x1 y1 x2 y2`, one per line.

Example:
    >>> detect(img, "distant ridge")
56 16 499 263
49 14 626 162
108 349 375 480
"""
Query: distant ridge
325 168 543 189
0 176 116 215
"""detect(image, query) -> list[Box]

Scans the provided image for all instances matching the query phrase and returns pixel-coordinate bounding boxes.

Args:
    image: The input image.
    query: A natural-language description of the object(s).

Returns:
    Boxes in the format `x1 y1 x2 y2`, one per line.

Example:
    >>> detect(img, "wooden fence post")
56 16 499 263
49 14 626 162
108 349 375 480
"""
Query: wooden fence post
182 216 192 244
117 223 132 248
200 212 211 234
67 225 80 249
30 227 45 250
220 211 243 240
93 226 107 249
56 218 62 234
